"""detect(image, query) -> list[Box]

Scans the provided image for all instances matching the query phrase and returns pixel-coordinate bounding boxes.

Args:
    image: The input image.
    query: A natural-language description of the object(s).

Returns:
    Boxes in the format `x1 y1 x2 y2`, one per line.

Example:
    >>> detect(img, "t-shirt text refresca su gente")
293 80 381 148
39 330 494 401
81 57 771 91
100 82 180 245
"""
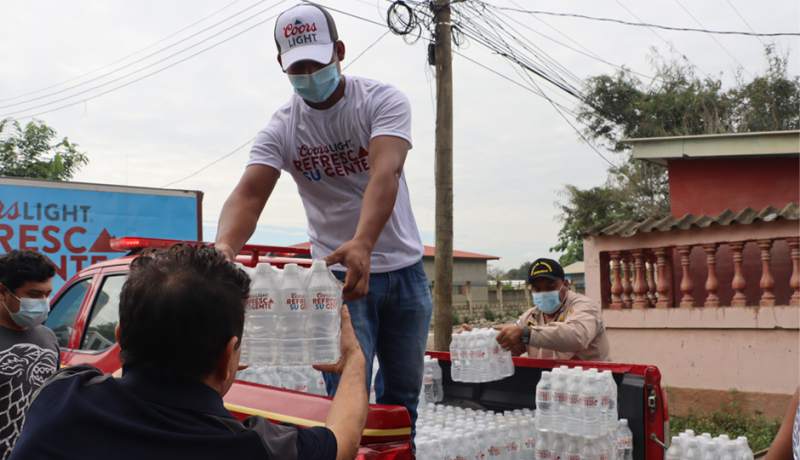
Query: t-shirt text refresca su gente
248 76 423 273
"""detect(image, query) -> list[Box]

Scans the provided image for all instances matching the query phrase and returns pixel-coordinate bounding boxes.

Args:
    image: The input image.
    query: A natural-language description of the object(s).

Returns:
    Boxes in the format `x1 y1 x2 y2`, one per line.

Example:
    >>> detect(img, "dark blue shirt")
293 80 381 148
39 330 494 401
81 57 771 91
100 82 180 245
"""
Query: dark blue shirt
10 366 337 460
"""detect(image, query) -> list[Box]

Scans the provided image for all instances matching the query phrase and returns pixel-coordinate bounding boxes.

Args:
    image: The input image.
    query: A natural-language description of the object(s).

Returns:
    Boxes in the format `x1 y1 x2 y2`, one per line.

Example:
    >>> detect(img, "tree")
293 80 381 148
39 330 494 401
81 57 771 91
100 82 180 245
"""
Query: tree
504 261 533 281
553 47 800 265
0 118 88 181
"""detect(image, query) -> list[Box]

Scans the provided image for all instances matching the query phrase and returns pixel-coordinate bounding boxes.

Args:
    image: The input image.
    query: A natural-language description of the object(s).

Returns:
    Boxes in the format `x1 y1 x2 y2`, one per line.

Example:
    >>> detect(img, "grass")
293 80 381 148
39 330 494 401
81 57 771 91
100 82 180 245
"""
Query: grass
669 399 781 453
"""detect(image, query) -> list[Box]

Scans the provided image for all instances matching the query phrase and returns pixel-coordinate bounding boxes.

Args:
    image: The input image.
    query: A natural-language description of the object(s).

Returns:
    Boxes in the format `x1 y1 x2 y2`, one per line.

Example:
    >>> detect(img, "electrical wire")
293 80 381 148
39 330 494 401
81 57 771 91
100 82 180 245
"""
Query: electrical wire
5 1 289 120
488 2 800 37
0 0 242 103
672 0 752 77
0 0 279 110
724 0 767 46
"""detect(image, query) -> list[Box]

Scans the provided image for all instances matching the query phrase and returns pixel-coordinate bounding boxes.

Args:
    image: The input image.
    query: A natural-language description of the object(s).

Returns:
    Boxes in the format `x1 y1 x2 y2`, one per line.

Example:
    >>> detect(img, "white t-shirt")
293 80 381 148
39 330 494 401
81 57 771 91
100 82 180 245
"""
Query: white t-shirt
248 76 424 273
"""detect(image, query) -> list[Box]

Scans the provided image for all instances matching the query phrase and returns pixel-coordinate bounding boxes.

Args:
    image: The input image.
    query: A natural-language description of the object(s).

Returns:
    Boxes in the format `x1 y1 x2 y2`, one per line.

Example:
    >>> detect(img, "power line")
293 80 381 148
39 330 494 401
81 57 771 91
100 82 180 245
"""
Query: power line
6 1 288 120
672 0 752 76
724 0 767 46
614 0 713 78
162 27 390 188
0 0 242 103
0 0 278 110
488 2 800 37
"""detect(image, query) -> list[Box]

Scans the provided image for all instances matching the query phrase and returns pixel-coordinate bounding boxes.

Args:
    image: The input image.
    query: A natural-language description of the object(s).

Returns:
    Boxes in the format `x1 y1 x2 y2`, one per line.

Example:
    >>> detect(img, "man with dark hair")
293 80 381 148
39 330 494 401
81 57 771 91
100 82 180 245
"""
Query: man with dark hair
11 245 367 460
0 250 58 460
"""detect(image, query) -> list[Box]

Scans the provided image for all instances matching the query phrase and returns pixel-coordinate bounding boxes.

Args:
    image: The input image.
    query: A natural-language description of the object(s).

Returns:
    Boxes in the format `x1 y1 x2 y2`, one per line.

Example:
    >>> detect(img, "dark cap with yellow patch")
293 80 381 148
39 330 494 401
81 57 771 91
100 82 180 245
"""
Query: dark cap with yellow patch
528 258 565 283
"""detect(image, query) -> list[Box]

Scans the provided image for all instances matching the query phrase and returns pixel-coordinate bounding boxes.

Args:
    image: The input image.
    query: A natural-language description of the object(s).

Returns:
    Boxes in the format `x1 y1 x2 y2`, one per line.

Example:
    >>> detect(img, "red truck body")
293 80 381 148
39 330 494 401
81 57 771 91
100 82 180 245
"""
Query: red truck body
49 237 667 459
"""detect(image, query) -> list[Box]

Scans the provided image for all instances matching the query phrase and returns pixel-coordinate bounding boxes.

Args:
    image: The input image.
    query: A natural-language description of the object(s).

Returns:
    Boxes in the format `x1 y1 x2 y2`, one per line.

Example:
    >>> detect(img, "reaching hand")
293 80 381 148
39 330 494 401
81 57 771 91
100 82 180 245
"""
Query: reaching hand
325 239 372 301
313 305 365 374
495 324 523 351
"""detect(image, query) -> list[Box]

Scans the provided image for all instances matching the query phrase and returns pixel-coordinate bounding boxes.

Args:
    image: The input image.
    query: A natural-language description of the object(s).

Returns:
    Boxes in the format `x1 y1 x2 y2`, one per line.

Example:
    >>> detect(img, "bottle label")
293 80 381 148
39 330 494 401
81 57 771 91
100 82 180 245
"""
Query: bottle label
311 292 337 311
555 391 568 404
583 396 599 408
618 438 632 449
489 446 502 456
569 393 581 405
568 455 581 460
537 389 551 402
247 294 274 311
536 449 552 459
286 293 306 311
601 396 611 408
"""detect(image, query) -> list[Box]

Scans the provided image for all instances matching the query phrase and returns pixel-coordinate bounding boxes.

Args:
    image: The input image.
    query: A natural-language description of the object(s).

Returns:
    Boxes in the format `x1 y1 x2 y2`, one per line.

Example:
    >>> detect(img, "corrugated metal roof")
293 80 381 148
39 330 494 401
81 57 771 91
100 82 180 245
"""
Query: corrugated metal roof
588 202 799 237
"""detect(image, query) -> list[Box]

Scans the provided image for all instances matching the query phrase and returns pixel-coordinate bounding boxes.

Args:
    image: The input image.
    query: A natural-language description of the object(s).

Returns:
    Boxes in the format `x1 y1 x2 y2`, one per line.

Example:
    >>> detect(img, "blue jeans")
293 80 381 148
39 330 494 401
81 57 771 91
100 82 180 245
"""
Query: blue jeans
325 260 433 431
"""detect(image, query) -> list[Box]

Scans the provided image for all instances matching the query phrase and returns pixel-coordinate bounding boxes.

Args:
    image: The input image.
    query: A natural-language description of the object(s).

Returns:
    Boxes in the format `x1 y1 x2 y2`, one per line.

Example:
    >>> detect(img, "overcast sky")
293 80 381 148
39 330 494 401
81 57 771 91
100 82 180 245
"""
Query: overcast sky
2 0 798 270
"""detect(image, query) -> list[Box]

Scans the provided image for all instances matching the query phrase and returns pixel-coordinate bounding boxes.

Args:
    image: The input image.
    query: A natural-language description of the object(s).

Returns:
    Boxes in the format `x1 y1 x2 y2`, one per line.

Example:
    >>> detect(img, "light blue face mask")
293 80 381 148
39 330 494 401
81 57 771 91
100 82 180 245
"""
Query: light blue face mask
5 291 49 329
287 61 341 103
532 289 563 314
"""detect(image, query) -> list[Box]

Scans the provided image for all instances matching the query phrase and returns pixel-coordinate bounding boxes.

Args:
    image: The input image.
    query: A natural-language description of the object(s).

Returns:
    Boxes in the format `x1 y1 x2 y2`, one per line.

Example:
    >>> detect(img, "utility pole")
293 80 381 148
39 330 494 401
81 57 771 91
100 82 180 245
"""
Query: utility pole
432 0 454 352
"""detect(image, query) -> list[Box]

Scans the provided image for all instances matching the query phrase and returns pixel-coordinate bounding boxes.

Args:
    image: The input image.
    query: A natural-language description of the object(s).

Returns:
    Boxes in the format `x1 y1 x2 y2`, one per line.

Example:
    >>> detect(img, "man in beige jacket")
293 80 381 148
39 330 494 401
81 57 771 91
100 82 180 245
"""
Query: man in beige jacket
495 258 610 361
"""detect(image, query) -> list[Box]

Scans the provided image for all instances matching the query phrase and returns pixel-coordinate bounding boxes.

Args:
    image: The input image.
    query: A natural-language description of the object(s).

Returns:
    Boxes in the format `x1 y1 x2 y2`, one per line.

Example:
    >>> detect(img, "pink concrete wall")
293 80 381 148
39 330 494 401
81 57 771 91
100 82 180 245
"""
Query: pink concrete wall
668 157 800 217
603 307 799 394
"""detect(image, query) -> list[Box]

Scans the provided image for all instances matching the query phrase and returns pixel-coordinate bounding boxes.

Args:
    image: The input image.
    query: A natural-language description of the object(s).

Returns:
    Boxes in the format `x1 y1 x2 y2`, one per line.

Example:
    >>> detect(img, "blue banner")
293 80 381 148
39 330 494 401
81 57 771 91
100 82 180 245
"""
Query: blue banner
0 181 200 292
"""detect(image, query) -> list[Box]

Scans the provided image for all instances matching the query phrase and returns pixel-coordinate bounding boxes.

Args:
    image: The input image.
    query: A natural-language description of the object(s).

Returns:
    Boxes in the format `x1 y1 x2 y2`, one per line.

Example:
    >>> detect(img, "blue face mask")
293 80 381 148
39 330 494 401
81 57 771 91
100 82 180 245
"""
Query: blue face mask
288 61 341 103
6 293 49 329
533 289 563 314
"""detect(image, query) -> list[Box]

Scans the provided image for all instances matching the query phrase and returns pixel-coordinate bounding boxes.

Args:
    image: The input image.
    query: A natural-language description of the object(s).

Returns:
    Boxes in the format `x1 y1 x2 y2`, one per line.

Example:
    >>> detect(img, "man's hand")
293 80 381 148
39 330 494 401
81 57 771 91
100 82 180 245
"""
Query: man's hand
313 305 365 374
325 239 372 301
215 242 236 262
495 324 524 351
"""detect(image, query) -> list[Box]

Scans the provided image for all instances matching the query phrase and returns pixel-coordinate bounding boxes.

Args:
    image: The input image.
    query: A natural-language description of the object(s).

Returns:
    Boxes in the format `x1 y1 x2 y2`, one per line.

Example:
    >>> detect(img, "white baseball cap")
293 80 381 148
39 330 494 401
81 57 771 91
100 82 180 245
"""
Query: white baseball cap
274 3 339 71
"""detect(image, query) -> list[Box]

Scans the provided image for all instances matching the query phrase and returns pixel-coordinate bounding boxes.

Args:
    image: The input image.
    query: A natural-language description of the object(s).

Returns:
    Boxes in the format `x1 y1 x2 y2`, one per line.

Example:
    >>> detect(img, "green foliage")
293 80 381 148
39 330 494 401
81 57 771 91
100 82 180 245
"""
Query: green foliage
451 311 462 326
0 118 88 181
553 47 800 264
483 307 496 322
504 261 533 281
669 397 780 453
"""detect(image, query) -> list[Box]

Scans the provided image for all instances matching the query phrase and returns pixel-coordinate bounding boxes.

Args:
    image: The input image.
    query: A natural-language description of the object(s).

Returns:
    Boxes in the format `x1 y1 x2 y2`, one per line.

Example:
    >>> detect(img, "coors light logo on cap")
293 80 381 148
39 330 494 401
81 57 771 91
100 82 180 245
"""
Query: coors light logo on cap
274 3 339 71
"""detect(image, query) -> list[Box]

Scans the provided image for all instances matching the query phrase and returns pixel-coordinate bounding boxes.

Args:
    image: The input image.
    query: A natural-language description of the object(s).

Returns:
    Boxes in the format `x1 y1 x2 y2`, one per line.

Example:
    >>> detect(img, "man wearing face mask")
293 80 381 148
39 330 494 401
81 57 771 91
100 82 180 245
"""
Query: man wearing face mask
495 258 610 361
0 250 58 459
216 2 432 429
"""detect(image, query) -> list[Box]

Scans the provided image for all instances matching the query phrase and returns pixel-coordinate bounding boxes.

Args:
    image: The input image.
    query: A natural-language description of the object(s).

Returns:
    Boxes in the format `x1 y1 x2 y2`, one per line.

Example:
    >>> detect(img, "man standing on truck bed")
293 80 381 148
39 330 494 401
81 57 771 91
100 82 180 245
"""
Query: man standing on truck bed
0 250 58 460
215 2 432 429
11 245 367 460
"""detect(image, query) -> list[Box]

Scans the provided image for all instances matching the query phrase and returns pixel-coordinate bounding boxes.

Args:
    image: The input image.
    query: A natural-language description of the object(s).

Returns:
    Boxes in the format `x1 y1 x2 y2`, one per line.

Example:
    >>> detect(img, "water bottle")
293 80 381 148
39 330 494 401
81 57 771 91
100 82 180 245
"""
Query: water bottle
242 264 281 365
565 434 581 460
615 419 633 460
535 372 554 429
566 368 584 434
551 368 569 432
536 429 552 460
601 370 618 432
665 436 682 460
580 436 599 460
684 438 701 460
581 371 602 435
450 334 463 382
737 436 754 460
423 357 436 404
431 358 444 402
277 264 308 364
719 438 738 460
551 431 566 460
305 260 341 364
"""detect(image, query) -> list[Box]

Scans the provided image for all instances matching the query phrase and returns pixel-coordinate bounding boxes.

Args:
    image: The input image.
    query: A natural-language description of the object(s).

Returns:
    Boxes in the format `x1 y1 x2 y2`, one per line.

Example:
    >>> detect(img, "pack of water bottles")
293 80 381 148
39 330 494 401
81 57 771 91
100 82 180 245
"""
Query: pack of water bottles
238 261 342 366
236 365 328 396
419 356 445 405
449 328 515 383
415 404 538 460
535 365 633 460
665 430 754 460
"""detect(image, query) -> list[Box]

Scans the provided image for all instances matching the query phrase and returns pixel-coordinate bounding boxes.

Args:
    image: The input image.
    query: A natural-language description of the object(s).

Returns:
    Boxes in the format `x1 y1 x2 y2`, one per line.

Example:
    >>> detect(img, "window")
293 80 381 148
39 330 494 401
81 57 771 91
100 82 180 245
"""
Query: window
81 275 126 352
46 278 91 348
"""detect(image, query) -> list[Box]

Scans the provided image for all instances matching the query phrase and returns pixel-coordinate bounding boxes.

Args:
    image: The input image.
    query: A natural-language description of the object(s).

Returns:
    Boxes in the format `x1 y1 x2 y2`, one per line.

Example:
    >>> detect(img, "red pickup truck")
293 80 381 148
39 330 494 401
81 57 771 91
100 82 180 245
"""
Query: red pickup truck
47 237 669 460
